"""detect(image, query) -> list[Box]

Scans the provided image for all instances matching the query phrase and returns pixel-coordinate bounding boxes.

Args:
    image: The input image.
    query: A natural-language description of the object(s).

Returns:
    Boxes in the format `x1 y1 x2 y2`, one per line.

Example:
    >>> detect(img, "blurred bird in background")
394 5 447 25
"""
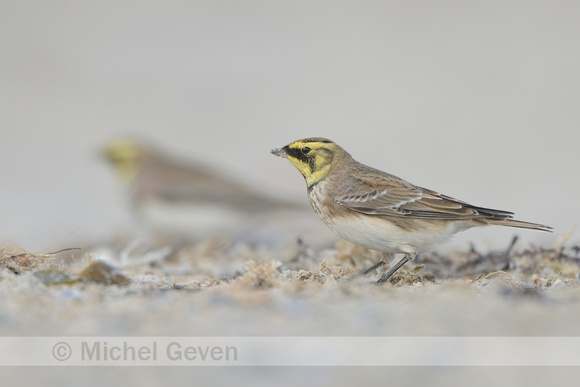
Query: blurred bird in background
103 137 336 249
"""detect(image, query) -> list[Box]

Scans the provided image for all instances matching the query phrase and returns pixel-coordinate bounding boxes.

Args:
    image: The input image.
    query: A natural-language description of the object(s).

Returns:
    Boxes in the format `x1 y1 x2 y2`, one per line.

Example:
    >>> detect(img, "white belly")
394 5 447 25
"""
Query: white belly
325 214 471 255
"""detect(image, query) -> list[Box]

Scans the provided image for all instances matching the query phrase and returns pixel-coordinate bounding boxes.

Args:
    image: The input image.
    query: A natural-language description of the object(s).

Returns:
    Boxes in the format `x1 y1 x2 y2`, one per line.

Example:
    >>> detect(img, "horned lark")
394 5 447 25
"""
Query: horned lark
271 137 552 282
103 137 335 245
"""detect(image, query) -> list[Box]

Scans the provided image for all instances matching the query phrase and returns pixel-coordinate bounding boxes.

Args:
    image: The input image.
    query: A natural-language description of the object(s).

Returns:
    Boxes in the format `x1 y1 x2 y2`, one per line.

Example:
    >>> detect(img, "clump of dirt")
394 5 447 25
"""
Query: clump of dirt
231 260 283 288
384 264 435 286
284 260 356 284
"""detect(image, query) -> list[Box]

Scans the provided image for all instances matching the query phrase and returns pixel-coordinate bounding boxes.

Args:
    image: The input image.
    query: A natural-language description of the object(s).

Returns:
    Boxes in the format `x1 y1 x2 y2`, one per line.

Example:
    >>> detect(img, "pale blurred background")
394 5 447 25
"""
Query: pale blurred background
1 1 578 251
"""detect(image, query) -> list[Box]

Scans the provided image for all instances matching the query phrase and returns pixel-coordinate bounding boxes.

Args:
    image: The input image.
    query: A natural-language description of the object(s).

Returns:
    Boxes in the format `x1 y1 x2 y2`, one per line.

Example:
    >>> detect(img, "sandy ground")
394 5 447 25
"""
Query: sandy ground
1 230 579 386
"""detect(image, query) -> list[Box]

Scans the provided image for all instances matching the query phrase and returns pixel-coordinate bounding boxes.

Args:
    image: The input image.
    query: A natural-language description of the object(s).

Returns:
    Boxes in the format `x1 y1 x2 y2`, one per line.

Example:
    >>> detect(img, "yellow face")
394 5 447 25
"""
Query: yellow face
103 138 149 182
271 138 340 187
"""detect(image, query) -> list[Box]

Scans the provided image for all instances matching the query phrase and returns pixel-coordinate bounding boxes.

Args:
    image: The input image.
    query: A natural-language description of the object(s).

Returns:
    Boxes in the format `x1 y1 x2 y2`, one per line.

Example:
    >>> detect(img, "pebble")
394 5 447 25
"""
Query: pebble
78 261 131 286
33 267 78 285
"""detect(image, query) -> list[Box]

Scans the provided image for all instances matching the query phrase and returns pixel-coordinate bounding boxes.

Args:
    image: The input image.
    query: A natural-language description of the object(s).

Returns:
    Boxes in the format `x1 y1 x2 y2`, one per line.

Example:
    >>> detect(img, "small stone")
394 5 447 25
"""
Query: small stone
34 267 78 285
78 261 131 286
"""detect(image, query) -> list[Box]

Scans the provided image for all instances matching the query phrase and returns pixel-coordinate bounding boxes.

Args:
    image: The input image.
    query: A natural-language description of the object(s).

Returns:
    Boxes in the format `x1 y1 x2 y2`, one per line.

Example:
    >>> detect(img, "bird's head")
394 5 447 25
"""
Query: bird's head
271 137 349 187
103 137 152 183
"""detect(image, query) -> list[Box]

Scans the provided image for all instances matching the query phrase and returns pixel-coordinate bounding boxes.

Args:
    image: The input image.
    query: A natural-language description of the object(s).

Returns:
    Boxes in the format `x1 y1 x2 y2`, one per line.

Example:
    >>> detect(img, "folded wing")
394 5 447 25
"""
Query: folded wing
333 171 514 220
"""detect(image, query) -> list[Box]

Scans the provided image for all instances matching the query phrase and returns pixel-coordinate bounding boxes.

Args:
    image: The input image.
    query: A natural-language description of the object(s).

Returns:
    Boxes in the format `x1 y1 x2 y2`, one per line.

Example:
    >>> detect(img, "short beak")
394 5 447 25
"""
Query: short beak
270 146 287 158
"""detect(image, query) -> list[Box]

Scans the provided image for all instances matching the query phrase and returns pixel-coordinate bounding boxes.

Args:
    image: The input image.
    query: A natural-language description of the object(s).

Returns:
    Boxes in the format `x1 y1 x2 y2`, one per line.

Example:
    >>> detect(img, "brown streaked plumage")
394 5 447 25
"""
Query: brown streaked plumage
271 137 552 283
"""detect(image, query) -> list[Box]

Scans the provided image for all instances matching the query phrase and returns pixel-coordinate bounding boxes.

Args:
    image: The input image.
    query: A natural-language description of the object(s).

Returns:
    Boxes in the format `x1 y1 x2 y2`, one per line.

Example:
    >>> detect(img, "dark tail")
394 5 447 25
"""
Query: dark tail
486 218 553 232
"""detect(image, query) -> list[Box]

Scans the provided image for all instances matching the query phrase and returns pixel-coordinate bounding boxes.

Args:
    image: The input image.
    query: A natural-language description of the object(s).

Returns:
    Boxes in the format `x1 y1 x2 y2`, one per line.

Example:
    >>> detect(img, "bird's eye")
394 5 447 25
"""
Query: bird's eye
301 147 311 155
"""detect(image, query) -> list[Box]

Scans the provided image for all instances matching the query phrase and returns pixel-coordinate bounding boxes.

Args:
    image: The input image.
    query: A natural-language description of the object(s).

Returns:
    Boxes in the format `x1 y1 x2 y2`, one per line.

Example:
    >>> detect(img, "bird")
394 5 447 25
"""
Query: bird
103 137 333 245
271 137 552 283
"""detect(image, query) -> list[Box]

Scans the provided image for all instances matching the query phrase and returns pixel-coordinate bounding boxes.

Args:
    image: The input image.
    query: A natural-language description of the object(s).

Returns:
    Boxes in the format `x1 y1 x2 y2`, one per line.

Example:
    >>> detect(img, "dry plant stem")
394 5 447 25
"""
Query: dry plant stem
472 270 515 284
377 256 411 283
33 227 81 255
546 272 561 286
47 248 81 255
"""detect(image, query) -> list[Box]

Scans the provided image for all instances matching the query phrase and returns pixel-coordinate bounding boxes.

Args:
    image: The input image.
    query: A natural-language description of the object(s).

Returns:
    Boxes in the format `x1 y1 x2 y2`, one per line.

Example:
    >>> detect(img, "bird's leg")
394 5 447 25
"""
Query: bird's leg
377 255 411 283
346 252 393 281
347 259 386 280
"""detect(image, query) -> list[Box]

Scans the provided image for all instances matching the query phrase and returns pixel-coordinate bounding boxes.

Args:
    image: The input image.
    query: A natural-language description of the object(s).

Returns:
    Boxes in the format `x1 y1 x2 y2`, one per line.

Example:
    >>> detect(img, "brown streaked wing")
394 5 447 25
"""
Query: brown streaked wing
334 171 514 220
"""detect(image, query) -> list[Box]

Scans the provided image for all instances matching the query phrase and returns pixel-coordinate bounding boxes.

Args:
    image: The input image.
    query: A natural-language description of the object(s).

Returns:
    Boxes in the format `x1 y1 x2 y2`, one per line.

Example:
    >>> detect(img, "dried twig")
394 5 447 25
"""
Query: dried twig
472 270 515 284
